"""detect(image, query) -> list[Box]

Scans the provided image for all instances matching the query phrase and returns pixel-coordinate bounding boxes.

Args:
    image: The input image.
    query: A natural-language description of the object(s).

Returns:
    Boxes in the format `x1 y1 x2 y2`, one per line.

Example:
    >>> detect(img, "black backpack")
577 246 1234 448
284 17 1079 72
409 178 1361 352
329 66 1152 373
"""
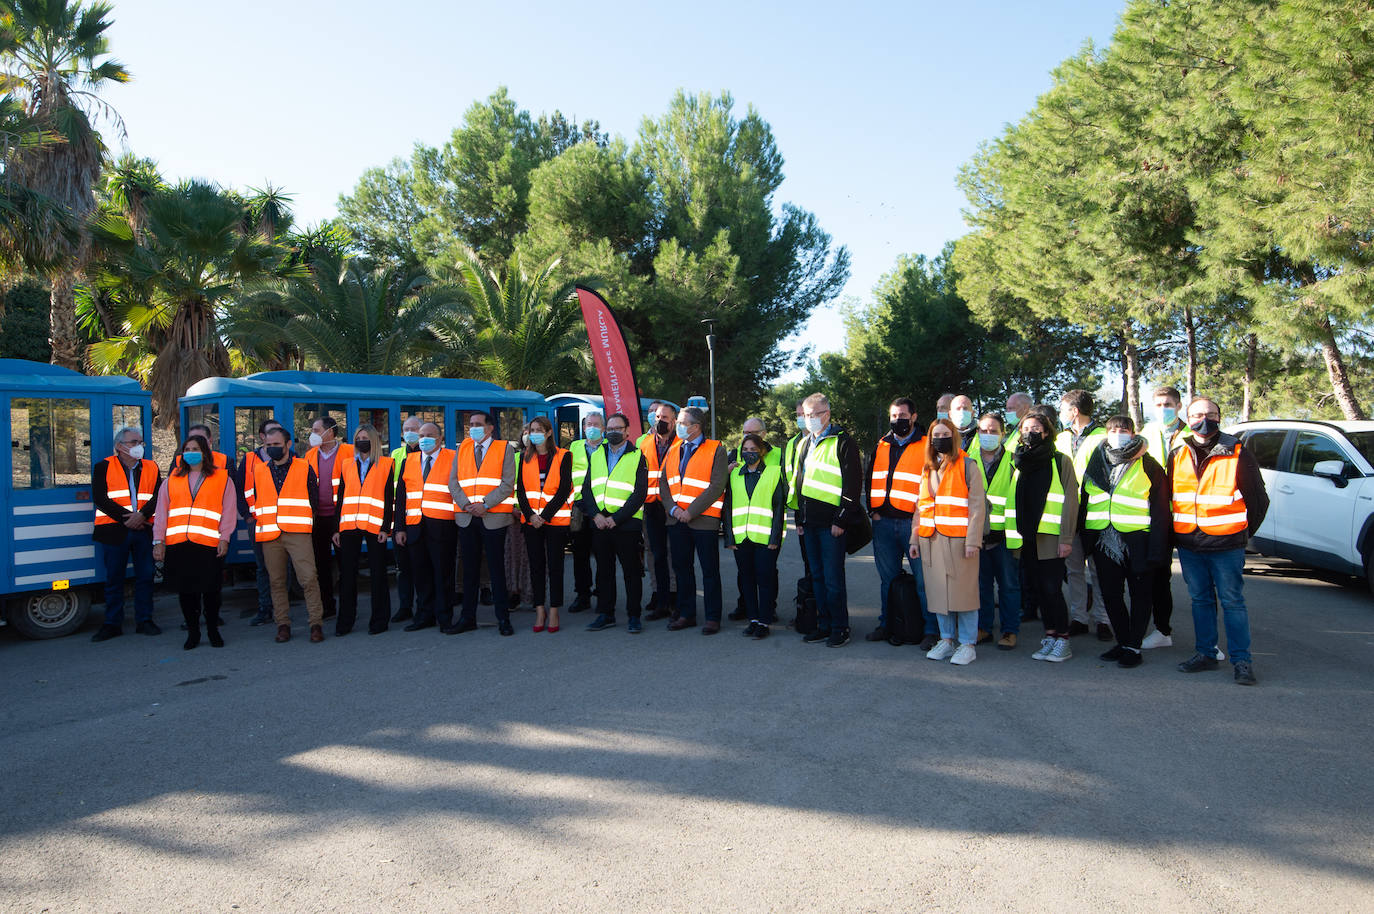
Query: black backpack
792 575 818 634
885 571 924 646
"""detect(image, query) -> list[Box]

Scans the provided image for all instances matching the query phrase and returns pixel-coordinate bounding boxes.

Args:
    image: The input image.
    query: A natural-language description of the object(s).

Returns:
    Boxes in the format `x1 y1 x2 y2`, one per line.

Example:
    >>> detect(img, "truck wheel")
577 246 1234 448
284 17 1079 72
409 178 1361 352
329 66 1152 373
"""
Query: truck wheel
6 588 92 639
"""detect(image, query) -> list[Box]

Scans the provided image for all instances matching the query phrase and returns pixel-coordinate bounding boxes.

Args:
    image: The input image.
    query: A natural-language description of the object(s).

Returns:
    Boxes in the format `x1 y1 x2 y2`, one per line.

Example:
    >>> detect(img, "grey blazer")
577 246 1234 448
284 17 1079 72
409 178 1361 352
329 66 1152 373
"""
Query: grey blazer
449 437 517 529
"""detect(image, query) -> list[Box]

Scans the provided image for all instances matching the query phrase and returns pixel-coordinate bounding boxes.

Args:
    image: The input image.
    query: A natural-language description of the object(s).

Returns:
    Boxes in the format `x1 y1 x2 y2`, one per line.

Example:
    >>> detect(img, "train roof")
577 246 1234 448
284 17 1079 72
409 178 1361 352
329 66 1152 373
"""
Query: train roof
0 359 147 395
182 370 545 404
546 392 678 411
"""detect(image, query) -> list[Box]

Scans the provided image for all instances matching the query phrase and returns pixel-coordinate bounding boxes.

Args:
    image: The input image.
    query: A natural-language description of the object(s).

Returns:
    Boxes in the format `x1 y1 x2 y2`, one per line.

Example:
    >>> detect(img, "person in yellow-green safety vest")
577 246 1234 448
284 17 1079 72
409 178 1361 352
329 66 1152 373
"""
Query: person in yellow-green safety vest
567 411 605 615
973 412 1021 651
1139 385 1188 651
726 415 779 622
1056 389 1111 641
580 412 649 634
724 434 788 640
1077 415 1172 668
387 415 423 625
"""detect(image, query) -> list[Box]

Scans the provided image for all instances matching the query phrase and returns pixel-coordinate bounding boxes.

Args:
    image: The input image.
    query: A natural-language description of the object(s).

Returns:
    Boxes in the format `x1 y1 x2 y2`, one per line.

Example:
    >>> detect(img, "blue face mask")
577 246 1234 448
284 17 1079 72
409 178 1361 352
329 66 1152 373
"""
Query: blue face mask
404 431 420 446
529 432 546 447
936 411 949 420
1156 406 1178 425
1004 410 1019 428
676 423 691 440
977 433 1001 451
182 450 203 467
418 436 437 452
796 417 807 432
584 425 603 442
468 426 485 442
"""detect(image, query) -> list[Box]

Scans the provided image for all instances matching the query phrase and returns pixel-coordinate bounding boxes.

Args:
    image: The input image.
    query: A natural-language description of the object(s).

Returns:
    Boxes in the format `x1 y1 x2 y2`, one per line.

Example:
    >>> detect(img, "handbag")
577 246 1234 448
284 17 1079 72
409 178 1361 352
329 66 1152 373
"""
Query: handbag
844 508 873 555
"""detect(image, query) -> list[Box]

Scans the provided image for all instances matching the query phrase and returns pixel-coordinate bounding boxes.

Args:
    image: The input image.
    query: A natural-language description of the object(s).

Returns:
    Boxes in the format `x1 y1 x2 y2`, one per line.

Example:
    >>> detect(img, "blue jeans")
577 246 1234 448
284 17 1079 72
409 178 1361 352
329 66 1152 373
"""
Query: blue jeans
872 514 931 633
1177 547 1251 664
936 610 978 645
802 525 848 632
977 540 1021 635
252 540 272 616
669 524 723 623
100 530 155 626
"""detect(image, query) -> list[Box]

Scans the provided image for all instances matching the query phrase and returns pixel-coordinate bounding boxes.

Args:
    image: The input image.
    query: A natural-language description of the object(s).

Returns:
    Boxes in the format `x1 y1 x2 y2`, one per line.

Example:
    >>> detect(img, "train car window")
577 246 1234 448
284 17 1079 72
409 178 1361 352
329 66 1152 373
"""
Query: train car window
294 402 347 444
496 407 525 442
235 407 277 458
12 397 91 489
357 406 391 448
400 405 444 437
184 404 219 447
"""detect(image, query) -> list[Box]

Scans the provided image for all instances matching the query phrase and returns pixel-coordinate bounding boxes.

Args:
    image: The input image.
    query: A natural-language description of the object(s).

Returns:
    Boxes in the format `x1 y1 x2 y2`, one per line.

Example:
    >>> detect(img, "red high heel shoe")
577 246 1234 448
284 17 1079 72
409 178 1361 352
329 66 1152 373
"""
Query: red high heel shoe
547 608 560 633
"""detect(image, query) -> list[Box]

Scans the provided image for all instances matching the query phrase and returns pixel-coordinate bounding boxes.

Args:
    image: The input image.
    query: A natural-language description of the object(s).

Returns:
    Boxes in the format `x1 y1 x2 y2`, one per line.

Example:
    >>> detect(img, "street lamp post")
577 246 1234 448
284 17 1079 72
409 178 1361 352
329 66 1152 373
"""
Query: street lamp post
701 318 717 439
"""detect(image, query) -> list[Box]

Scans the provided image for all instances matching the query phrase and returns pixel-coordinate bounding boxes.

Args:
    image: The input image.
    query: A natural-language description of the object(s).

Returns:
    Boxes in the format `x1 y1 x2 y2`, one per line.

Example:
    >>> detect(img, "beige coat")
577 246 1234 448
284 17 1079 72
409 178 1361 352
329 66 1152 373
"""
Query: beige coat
911 455 986 615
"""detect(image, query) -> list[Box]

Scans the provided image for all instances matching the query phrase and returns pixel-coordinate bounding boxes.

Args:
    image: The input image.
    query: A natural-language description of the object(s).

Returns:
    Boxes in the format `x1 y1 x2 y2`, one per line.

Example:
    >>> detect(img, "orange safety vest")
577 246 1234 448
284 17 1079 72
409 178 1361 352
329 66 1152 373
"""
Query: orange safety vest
95 457 158 525
307 442 355 510
520 448 572 526
165 471 229 547
665 438 724 519
456 438 515 513
402 449 457 524
252 458 313 540
917 452 972 538
339 455 393 534
1171 441 1248 536
639 434 669 505
870 438 924 514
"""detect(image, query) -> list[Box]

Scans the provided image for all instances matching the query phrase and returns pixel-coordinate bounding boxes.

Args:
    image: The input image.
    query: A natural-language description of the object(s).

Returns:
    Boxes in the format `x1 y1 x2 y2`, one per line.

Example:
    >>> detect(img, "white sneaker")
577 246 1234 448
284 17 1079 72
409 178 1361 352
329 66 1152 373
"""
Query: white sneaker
926 639 956 661
1045 637 1073 663
950 644 976 665
1213 646 1226 661
1031 636 1055 660
1141 629 1173 649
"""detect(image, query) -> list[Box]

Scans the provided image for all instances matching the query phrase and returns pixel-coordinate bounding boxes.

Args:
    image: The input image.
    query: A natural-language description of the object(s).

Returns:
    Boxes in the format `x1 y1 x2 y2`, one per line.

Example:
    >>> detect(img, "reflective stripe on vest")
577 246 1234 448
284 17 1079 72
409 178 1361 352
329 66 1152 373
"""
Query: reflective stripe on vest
456 438 515 513
870 438 923 514
252 458 313 540
637 432 665 505
729 464 783 545
339 456 393 534
242 451 262 508
166 471 229 546
1171 439 1248 535
1005 457 1066 549
589 445 644 520
917 453 972 538
799 435 843 506
1083 460 1152 533
96 457 158 524
783 433 803 510
973 446 1015 531
521 447 572 526
665 439 724 518
403 449 456 522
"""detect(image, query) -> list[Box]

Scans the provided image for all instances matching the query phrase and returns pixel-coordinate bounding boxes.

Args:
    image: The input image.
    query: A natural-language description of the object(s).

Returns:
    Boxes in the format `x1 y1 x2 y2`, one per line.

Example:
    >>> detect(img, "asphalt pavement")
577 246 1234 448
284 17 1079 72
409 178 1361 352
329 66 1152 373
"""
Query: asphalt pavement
1 539 1372 913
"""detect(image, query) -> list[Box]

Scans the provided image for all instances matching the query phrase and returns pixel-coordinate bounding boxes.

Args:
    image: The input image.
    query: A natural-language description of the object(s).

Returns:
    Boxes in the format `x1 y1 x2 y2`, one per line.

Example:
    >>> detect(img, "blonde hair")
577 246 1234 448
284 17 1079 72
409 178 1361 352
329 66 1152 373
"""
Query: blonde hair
354 423 384 458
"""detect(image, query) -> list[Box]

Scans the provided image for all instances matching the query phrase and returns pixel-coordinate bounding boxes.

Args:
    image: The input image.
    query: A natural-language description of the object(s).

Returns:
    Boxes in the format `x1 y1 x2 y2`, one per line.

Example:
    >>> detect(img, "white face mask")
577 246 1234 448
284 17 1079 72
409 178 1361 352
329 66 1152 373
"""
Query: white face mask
950 409 973 429
1107 431 1133 450
309 432 324 448
805 416 826 434
126 444 145 461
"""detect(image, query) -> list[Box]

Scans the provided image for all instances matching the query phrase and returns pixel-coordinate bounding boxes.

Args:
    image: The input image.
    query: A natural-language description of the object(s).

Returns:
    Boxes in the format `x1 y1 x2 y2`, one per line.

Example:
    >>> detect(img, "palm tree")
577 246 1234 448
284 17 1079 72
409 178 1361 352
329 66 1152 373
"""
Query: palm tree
0 0 130 369
0 96 79 280
433 247 592 391
225 252 460 375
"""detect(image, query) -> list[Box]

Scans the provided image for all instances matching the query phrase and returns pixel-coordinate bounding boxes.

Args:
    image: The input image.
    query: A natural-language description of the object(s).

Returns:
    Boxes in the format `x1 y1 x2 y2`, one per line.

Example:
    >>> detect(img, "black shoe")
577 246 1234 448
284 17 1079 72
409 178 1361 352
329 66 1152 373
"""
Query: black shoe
443 620 478 635
249 612 272 626
1177 652 1220 673
727 607 748 622
586 614 617 632
827 628 851 648
335 627 352 637
1118 650 1142 668
91 624 122 643
742 621 760 638
802 629 831 643
480 586 493 605
917 634 939 652
643 606 671 621
135 620 161 636
865 625 889 642
1066 621 1090 637
1096 623 1114 642
391 608 413 623
207 629 224 648
183 631 200 650
752 624 770 641
1099 645 1127 662
179 621 188 631
368 627 388 635
403 618 436 632
567 595 590 614
499 620 514 637
1233 661 1257 685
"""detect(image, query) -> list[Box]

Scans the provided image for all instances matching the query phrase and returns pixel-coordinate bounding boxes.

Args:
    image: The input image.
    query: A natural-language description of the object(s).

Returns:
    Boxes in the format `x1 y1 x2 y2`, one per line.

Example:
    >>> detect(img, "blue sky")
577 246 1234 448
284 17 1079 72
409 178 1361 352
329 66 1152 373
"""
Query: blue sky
101 0 1125 372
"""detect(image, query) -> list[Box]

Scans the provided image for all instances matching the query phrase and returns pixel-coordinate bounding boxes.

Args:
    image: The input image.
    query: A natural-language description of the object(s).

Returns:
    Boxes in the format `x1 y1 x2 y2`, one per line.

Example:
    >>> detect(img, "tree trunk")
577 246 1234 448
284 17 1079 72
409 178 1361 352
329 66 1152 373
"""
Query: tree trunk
48 271 83 371
1122 337 1143 426
1183 302 1197 402
1317 315 1366 419
1241 333 1258 421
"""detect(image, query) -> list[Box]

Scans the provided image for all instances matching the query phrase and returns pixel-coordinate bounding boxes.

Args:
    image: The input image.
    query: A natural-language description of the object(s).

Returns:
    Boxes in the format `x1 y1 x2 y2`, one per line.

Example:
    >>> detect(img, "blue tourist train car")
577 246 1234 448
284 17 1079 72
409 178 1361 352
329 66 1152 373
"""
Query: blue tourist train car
178 370 550 563
1 359 153 638
546 393 679 446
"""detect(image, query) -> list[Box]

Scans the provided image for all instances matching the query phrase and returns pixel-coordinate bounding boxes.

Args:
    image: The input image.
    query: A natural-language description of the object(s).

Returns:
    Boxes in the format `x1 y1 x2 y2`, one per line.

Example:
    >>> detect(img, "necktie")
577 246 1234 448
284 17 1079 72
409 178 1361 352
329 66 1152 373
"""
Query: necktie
680 442 694 475
423 456 432 480
476 444 485 467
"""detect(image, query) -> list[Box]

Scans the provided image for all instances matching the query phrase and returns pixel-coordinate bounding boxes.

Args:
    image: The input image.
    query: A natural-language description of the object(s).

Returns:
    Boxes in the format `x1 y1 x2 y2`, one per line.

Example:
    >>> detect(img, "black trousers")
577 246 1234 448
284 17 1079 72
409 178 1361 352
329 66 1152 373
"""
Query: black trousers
571 521 595 600
337 529 392 633
1150 561 1174 635
524 523 567 608
643 500 671 600
179 590 222 630
394 534 415 612
1020 556 1041 618
1021 553 1068 632
311 514 339 613
459 522 510 625
593 524 643 619
411 518 457 628
734 539 780 624
1094 551 1154 650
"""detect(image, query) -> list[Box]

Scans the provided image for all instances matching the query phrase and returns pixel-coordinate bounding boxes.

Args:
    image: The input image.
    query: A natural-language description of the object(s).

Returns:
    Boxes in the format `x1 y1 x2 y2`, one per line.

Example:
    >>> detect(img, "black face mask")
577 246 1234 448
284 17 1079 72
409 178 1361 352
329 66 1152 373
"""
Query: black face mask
355 439 371 454
931 436 954 454
742 451 761 466
656 419 671 436
1024 430 1044 447
266 446 286 461
890 417 912 437
605 430 626 446
1190 417 1220 439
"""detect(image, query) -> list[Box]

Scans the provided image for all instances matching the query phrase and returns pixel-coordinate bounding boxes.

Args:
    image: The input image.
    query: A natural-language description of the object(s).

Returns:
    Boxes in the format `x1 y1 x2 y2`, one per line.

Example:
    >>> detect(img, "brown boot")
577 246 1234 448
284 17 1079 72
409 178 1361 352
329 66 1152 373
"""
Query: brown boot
275 624 291 643
309 624 324 643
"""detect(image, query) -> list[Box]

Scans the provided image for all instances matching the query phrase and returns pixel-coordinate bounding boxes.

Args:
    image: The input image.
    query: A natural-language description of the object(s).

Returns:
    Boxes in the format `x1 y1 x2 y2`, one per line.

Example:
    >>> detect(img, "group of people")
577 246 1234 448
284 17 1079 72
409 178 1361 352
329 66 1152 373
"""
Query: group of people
87 384 1268 685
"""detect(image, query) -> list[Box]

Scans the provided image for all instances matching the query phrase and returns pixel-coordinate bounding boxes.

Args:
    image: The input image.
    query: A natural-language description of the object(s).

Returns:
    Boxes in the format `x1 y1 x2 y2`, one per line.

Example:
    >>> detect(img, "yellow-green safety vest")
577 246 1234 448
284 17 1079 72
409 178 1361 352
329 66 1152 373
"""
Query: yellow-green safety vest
728 464 784 545
588 445 644 520
1083 460 1151 533
1141 421 1185 468
1005 456 1066 549
973 444 1016 531
782 433 804 509
799 435 843 507
1056 427 1107 481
